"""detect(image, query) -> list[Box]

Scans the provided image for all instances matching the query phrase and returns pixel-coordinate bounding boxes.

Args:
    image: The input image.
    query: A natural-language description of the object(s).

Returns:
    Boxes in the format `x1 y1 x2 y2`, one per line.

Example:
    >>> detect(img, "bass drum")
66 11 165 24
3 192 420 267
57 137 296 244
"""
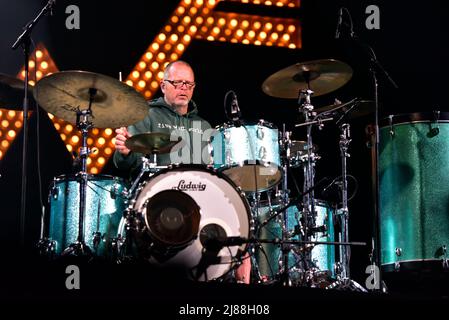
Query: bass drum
380 112 449 271
120 165 251 281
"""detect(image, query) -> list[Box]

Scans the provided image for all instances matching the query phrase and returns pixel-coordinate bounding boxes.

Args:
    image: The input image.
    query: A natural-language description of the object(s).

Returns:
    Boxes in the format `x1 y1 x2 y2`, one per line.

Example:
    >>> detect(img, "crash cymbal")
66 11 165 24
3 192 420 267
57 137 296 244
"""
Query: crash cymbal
125 132 185 155
33 70 149 128
0 73 34 110
262 59 353 98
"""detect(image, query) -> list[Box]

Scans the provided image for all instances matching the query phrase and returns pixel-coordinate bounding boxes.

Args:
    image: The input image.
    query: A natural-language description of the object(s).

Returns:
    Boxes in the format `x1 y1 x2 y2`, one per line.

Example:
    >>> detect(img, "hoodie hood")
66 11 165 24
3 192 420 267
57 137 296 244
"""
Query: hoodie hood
149 97 199 118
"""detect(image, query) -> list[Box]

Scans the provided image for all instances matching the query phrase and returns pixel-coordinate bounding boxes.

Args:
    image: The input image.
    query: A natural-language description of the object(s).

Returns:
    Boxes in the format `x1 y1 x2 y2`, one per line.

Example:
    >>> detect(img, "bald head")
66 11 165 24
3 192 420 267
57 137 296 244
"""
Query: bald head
163 60 194 80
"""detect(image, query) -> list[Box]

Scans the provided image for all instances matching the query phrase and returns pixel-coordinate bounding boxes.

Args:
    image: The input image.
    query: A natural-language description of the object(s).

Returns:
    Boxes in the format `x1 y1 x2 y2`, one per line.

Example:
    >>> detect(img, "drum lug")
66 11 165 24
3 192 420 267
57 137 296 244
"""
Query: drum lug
334 262 343 277
442 245 448 269
110 183 119 200
259 146 267 160
225 150 232 164
208 144 214 164
394 248 402 271
224 130 231 141
394 261 401 271
124 208 142 232
51 185 59 200
388 115 395 137
257 126 265 140
92 231 104 250
110 235 125 259
36 238 57 258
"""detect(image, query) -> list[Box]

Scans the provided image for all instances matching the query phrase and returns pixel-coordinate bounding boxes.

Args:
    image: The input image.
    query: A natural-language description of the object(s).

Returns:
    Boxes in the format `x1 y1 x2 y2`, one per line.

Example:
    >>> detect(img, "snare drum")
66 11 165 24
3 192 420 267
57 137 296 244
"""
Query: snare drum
254 200 336 281
48 174 127 257
211 120 282 192
380 112 449 271
120 164 251 281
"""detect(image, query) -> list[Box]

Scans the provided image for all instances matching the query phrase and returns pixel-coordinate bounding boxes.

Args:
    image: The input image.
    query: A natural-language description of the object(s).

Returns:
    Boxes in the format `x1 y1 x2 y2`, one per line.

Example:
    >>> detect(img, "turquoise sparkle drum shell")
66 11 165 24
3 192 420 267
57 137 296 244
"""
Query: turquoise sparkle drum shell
48 174 128 257
380 112 449 271
211 120 282 192
254 200 336 281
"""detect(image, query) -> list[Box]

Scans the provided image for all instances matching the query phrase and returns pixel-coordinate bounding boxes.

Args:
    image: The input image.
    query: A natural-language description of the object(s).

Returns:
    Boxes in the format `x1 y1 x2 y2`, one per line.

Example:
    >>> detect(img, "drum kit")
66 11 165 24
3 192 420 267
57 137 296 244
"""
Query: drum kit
13 57 446 291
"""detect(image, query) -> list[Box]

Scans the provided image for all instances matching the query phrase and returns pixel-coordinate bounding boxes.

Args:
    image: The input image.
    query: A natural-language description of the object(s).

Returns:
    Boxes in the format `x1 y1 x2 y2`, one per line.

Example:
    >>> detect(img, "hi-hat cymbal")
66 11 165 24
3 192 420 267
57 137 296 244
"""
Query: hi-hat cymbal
316 99 375 120
33 70 149 128
348 100 375 119
290 140 318 155
262 59 353 98
0 73 34 110
125 132 185 155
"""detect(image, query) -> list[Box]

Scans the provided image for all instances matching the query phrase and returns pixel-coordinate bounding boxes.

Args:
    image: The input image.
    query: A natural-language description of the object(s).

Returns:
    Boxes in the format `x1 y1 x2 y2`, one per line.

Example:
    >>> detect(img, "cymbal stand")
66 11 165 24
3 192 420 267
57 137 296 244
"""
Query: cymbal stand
61 88 96 257
299 89 317 275
328 122 367 292
125 153 161 200
276 88 319 286
119 152 168 261
337 123 351 279
274 126 290 285
247 191 265 283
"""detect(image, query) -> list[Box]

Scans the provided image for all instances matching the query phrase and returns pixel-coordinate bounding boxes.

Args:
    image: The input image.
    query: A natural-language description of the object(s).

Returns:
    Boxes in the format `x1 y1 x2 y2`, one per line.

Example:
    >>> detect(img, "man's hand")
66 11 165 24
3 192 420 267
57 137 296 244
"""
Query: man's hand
115 127 132 156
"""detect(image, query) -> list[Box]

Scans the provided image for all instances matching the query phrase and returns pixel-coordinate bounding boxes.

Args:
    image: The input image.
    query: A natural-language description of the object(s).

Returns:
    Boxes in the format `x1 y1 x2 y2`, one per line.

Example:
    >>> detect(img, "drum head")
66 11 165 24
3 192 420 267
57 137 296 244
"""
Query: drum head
211 120 282 192
131 165 251 281
221 161 282 192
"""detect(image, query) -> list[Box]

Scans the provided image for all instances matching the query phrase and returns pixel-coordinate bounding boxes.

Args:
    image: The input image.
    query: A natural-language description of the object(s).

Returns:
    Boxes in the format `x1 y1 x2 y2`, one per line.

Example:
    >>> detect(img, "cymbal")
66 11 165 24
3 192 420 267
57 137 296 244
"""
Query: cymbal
0 73 34 110
33 70 149 128
317 99 375 120
348 100 375 119
262 59 353 98
290 140 318 155
125 132 185 155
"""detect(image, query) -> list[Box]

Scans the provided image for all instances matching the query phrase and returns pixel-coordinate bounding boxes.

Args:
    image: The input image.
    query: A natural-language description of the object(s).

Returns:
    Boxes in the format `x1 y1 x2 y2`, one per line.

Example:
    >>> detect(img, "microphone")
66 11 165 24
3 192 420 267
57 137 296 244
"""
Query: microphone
203 236 246 251
335 8 343 39
230 91 242 123
48 0 56 16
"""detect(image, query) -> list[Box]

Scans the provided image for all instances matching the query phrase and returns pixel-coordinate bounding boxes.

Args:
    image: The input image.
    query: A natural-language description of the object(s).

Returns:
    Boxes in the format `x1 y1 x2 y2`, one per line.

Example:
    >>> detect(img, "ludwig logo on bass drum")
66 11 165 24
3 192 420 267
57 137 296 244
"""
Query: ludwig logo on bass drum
173 180 207 191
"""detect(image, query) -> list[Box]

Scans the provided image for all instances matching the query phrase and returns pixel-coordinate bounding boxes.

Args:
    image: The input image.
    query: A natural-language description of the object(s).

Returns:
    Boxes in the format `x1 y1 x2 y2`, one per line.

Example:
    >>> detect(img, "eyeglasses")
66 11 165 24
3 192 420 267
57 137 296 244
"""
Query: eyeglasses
163 79 196 90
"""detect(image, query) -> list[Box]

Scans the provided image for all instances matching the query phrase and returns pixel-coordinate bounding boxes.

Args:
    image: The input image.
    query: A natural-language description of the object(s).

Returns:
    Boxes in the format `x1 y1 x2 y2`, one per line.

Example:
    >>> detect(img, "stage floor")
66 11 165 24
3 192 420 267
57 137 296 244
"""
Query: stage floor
1 256 448 316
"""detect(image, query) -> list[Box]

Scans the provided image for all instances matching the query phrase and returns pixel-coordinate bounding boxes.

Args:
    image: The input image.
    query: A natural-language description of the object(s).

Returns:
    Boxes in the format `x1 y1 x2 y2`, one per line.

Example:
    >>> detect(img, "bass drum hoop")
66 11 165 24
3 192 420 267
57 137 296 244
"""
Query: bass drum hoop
126 164 252 281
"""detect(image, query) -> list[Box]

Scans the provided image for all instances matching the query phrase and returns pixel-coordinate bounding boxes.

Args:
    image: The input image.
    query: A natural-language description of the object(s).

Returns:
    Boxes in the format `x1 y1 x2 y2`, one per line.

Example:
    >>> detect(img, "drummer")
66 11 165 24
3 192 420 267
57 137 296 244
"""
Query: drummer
114 60 212 174
113 60 251 284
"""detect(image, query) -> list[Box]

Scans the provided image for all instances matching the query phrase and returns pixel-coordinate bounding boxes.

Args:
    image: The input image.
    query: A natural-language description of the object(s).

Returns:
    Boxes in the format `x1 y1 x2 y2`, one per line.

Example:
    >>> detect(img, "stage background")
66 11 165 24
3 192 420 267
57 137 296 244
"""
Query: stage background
0 0 448 288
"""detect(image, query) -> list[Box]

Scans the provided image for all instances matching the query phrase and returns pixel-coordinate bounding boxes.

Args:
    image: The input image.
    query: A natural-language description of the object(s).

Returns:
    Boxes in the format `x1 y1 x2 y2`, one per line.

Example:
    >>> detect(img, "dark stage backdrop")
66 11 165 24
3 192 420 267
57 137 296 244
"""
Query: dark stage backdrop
0 0 448 285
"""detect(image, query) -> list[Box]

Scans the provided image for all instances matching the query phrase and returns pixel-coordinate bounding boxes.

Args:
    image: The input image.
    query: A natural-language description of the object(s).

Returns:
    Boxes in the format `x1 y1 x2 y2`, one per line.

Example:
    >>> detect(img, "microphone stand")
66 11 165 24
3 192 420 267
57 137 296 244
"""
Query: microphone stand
350 29 398 293
11 0 55 250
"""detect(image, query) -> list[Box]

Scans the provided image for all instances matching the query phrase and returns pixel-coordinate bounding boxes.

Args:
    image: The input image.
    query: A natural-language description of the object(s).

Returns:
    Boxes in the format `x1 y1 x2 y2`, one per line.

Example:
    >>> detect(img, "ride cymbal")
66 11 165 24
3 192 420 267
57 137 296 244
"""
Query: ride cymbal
262 59 353 98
